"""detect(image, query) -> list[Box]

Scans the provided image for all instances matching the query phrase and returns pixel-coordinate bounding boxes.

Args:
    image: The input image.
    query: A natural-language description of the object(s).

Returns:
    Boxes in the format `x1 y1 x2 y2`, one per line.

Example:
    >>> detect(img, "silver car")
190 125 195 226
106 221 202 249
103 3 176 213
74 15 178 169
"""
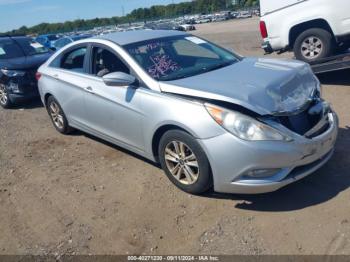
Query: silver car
37 30 338 194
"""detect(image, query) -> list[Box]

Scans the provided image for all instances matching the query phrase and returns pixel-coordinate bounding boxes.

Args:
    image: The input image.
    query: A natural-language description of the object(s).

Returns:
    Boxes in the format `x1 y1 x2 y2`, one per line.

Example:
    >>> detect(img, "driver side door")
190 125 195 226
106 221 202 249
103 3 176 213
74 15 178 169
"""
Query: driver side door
82 44 145 152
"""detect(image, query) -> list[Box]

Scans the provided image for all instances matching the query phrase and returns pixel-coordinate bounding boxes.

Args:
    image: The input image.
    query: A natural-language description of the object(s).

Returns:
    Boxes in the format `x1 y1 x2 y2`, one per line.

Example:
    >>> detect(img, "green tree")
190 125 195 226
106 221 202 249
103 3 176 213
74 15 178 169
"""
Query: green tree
3 0 258 35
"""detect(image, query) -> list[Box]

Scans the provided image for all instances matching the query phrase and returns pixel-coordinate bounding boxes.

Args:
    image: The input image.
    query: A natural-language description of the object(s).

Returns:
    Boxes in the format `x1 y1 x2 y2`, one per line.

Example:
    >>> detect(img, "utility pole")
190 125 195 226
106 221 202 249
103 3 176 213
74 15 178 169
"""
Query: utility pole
121 5 125 17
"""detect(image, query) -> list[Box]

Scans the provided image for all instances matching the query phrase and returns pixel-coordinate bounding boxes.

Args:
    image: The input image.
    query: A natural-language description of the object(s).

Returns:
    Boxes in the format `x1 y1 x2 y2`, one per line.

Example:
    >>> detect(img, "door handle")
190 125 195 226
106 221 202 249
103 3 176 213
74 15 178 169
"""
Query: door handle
85 86 94 94
52 74 59 79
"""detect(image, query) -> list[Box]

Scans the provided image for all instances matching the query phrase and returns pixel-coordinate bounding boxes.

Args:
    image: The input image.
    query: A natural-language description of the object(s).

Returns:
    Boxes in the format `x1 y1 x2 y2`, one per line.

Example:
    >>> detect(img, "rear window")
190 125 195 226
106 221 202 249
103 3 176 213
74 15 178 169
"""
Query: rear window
16 38 49 56
0 38 24 59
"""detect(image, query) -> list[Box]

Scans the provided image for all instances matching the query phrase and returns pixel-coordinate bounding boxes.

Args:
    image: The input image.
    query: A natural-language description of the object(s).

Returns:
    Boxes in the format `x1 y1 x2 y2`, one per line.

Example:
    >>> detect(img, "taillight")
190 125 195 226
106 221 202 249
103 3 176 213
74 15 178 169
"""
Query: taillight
35 72 42 81
260 21 268 38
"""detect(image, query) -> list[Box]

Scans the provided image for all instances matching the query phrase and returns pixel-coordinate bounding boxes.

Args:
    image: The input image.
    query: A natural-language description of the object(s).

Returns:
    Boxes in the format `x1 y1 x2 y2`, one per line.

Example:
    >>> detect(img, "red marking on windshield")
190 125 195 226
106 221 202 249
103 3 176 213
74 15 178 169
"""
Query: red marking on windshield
147 54 180 79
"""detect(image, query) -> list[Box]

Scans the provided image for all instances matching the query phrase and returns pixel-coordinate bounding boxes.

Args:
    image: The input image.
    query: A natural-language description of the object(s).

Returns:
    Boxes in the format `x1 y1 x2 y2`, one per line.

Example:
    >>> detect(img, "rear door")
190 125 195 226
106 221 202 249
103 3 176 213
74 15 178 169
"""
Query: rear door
45 44 89 127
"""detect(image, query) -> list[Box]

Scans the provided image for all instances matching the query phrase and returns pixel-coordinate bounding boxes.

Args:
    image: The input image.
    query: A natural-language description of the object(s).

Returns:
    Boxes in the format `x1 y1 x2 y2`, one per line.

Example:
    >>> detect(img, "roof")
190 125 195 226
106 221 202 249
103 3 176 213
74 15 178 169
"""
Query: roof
97 30 187 46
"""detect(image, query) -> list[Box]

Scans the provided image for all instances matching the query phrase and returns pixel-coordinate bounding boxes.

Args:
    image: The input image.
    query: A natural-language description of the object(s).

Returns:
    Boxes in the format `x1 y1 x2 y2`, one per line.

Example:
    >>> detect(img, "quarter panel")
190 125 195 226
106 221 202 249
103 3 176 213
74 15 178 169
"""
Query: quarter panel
39 68 88 126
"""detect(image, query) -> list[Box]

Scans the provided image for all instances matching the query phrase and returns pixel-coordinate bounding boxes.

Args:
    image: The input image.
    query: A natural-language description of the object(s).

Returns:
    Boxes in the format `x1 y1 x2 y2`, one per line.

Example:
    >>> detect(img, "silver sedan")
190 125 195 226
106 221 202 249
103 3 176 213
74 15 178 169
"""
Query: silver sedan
37 30 338 194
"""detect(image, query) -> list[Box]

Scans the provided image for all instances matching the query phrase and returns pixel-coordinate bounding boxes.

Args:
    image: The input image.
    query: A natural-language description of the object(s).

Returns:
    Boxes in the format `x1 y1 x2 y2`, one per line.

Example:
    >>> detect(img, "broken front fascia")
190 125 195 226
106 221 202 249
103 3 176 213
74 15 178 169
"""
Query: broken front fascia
159 58 321 117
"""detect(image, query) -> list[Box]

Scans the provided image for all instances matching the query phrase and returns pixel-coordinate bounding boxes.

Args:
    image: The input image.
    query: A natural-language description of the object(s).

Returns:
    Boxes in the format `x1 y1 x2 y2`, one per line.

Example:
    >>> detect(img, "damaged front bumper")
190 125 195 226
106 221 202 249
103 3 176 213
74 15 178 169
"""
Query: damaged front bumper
198 111 338 194
1 73 39 103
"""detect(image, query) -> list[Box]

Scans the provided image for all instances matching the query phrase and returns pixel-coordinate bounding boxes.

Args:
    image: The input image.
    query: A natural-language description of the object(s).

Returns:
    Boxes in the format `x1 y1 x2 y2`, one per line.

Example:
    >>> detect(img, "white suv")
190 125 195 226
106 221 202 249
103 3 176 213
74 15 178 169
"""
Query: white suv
260 0 350 62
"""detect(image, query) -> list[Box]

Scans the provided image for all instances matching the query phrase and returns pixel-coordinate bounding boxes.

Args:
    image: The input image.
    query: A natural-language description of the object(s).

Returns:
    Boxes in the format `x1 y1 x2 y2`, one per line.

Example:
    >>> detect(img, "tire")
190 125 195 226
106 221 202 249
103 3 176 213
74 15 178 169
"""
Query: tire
0 83 12 109
46 96 73 134
293 28 333 62
158 130 212 194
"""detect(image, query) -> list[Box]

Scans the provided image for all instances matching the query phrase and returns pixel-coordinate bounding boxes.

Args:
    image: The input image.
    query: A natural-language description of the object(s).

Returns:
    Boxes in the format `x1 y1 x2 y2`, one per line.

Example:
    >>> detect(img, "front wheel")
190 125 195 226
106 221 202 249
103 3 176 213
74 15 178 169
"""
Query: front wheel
0 83 12 109
293 28 333 62
158 130 212 194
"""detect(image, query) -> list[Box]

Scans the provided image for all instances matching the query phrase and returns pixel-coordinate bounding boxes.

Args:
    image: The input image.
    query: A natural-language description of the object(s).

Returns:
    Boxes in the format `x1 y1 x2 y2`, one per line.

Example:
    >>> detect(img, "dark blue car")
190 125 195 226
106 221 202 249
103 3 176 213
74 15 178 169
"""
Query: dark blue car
35 34 59 49
0 36 52 108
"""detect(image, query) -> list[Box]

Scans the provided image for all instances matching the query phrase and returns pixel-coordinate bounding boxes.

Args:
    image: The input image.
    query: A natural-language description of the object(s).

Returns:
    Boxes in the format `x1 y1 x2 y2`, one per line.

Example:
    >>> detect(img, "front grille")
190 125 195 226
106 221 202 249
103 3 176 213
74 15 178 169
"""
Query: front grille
277 100 330 138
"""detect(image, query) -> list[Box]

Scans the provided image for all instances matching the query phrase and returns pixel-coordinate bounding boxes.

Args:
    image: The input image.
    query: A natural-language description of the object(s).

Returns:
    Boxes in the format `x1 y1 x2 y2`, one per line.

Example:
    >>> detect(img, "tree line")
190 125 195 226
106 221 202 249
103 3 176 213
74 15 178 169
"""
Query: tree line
3 0 259 35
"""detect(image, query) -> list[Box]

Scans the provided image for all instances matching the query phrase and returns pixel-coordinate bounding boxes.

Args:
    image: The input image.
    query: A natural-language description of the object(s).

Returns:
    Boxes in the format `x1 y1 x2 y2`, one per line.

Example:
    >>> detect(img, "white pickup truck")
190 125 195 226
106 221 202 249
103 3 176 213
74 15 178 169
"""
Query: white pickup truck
260 0 350 62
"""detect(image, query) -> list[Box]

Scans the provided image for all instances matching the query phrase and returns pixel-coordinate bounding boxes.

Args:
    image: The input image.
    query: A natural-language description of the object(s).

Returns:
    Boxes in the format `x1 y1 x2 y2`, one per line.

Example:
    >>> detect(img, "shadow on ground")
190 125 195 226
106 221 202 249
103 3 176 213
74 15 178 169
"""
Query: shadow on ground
205 126 350 212
8 97 43 110
75 131 161 168
76 123 350 212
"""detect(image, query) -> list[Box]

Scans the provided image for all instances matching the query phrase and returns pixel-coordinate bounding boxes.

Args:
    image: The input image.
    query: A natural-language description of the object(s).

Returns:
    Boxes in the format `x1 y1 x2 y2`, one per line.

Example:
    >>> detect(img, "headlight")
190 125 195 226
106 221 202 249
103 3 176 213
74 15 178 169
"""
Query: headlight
1 69 26 77
205 104 292 141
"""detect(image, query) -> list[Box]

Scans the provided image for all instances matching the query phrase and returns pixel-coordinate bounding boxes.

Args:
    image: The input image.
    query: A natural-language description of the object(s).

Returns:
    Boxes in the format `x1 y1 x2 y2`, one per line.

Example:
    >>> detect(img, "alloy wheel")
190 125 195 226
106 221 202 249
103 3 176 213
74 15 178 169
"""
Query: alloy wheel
49 101 64 129
301 36 323 59
0 84 8 106
164 141 200 185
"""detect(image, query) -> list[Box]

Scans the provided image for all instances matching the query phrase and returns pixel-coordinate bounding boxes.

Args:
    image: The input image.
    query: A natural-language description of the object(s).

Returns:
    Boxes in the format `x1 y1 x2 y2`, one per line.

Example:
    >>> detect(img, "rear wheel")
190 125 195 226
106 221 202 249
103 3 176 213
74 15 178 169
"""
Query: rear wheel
294 28 333 62
46 96 73 134
158 130 212 194
0 83 12 109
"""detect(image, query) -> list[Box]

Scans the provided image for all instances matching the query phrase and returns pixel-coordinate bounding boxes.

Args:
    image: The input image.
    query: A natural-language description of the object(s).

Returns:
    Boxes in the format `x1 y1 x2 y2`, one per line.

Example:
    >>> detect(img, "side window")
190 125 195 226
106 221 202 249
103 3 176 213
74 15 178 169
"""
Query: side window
60 47 87 72
91 47 129 77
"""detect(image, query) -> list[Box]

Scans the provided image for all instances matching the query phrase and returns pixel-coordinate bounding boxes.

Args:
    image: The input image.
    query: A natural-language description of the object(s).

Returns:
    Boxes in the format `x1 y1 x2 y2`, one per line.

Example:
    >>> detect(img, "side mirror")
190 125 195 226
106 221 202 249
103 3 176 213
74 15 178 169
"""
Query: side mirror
102 72 137 87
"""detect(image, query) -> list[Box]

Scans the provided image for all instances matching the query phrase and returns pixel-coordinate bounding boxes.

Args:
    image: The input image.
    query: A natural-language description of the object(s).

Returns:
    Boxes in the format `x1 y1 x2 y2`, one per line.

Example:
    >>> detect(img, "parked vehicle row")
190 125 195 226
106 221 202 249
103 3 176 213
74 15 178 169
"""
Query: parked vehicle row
29 9 255 52
35 34 59 50
31 30 338 195
53 34 92 50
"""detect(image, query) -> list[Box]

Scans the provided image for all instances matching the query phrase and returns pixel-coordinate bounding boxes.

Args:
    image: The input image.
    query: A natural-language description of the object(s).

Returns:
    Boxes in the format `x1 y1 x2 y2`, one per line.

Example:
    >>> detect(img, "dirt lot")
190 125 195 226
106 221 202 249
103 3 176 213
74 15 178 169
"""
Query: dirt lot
1 17 350 256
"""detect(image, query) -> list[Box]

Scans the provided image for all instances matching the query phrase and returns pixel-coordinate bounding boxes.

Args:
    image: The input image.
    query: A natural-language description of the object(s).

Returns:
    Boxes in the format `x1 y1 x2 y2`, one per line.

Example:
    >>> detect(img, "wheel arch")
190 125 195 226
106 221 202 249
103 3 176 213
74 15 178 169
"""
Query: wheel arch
289 19 335 49
151 124 195 163
44 93 53 107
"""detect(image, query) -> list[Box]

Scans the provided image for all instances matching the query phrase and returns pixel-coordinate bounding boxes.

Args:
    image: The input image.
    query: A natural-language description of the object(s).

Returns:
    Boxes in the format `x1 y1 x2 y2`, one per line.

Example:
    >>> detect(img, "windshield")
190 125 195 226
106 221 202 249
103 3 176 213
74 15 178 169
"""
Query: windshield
15 38 49 56
124 35 239 81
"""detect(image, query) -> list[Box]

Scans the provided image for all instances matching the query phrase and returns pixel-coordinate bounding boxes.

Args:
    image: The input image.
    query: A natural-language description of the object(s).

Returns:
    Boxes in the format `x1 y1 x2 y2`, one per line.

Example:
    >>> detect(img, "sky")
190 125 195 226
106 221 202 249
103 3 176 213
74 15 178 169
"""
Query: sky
0 0 190 32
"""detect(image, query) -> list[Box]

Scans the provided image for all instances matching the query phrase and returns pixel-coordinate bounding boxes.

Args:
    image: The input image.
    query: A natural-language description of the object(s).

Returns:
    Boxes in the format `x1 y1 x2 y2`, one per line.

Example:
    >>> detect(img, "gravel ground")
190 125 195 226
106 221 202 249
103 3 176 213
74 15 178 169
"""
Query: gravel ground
0 17 350 256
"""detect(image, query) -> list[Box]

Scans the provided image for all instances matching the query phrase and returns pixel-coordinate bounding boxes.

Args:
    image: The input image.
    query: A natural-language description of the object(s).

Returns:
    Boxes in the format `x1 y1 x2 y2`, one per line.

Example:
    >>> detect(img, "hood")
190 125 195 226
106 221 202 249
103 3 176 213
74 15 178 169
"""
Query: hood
159 57 319 116
0 52 52 70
